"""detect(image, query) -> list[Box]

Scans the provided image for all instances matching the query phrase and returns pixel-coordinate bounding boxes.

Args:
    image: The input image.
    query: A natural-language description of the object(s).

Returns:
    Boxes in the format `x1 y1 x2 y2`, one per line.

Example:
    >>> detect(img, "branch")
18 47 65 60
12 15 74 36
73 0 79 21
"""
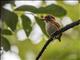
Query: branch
36 19 80 60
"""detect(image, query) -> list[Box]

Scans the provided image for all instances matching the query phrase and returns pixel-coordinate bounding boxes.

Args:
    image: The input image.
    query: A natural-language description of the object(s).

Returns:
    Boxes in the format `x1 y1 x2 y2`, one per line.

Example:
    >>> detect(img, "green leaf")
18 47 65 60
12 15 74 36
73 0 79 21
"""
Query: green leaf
37 4 67 17
15 4 66 17
57 1 80 20
1 36 11 51
15 5 38 13
2 8 18 31
2 29 12 35
35 16 48 37
1 0 15 6
21 14 32 37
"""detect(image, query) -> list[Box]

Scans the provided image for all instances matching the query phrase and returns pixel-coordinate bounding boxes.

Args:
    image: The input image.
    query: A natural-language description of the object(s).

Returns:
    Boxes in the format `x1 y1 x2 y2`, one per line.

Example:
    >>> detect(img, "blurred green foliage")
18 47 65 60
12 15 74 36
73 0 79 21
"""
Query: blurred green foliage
2 8 18 31
21 14 32 37
1 1 80 60
15 4 66 17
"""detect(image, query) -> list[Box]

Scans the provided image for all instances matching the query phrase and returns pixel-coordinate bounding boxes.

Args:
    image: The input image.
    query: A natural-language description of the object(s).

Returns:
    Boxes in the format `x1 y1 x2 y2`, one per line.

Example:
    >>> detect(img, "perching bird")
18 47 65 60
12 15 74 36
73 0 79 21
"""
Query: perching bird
42 15 62 41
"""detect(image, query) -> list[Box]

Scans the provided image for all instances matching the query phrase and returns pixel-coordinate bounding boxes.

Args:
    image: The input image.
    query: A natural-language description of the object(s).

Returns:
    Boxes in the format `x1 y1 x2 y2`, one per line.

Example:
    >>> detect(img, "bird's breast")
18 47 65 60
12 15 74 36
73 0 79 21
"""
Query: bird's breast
45 22 58 35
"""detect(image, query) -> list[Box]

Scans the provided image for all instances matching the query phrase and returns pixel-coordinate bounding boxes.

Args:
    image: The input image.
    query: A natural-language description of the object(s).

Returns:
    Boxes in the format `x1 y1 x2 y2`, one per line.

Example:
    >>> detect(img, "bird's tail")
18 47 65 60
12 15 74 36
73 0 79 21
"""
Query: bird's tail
56 33 62 42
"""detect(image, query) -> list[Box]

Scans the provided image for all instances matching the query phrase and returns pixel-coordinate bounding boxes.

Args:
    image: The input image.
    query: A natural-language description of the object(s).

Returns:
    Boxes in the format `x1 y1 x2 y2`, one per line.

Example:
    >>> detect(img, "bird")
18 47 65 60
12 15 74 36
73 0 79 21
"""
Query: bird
42 15 62 41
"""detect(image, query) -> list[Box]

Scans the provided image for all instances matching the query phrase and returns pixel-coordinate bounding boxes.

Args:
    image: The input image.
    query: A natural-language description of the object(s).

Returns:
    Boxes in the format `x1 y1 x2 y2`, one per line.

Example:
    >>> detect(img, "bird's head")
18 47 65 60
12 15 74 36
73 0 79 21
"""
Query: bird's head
42 15 55 22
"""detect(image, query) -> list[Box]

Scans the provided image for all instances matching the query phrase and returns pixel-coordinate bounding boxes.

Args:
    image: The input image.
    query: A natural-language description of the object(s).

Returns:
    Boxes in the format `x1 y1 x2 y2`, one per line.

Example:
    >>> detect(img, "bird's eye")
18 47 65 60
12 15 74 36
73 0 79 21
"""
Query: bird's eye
47 15 51 18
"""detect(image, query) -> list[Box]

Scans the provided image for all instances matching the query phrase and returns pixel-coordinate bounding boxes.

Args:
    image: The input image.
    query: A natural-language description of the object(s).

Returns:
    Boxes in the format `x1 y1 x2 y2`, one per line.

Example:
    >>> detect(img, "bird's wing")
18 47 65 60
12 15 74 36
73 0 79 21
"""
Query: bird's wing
50 21 60 30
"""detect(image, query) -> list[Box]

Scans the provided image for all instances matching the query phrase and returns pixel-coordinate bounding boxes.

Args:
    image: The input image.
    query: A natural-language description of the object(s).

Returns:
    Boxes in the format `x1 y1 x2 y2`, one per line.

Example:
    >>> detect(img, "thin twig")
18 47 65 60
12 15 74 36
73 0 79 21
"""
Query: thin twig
36 19 80 60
